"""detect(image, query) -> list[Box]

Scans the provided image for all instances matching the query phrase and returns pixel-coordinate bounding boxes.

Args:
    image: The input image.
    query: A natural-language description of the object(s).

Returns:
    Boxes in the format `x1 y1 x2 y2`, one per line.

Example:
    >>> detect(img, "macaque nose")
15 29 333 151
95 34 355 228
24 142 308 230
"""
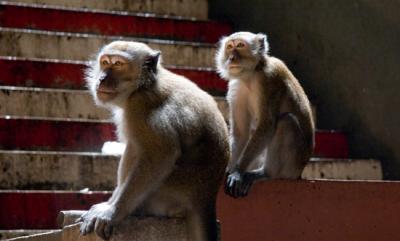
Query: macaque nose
99 69 117 89
229 50 239 62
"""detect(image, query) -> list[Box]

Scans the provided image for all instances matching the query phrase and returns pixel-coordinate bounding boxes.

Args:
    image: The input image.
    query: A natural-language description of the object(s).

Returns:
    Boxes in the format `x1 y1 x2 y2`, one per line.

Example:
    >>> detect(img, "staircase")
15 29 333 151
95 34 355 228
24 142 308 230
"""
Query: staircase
0 1 391 241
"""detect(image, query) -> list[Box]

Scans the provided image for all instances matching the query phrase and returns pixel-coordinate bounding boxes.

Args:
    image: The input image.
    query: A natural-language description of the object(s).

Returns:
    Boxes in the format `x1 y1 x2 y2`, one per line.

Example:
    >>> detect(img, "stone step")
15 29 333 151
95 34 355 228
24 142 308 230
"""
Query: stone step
0 57 227 94
6 0 209 20
0 117 348 157
0 150 381 190
302 158 382 180
0 86 228 120
0 2 231 43
2 180 400 241
0 27 215 68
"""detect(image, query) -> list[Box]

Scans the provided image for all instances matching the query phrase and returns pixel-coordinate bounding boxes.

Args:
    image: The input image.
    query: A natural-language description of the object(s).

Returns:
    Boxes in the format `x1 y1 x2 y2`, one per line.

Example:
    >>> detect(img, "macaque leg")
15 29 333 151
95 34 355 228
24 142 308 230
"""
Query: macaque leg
239 113 308 196
264 112 308 179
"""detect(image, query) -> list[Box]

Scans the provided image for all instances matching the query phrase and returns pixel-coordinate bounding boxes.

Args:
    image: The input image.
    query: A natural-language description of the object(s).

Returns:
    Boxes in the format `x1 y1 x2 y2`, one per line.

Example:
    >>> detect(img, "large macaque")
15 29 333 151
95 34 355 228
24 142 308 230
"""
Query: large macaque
80 41 229 241
216 32 315 198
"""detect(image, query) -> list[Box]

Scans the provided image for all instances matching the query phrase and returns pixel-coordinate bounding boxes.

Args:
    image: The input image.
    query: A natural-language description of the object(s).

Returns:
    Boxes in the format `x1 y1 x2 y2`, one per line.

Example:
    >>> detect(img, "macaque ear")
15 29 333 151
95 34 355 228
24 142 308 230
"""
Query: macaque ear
145 51 160 73
256 33 269 54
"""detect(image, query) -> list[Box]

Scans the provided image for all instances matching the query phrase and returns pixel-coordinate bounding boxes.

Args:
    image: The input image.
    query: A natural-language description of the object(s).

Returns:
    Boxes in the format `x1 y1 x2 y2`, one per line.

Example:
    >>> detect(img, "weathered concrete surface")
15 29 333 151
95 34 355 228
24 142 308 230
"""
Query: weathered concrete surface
6 230 61 241
0 87 110 120
7 218 187 241
0 87 228 121
0 230 58 240
0 28 215 67
0 151 383 190
7 0 208 20
302 158 382 180
217 180 400 241
0 151 118 190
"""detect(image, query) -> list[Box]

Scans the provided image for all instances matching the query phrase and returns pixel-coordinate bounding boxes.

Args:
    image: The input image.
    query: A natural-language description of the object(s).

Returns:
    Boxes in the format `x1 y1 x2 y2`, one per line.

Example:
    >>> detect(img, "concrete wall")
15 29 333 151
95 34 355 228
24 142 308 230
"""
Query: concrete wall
209 0 400 179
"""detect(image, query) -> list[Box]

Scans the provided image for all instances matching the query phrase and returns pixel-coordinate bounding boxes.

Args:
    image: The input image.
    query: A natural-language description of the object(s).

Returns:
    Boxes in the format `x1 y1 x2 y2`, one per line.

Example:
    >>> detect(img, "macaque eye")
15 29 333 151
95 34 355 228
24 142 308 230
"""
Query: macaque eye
226 43 234 50
114 60 123 66
101 59 110 66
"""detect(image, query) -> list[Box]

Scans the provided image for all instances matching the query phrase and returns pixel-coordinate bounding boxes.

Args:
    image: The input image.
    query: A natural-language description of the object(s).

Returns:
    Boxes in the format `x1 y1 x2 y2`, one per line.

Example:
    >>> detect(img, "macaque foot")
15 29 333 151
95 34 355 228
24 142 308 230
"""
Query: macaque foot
78 202 116 240
225 171 261 198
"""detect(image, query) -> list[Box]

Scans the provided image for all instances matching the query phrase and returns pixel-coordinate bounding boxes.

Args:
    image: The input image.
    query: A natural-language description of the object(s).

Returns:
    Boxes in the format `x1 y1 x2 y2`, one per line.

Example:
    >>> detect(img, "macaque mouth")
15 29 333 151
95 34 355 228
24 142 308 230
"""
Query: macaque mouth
229 64 241 68
96 87 118 101
228 64 242 70
97 89 117 94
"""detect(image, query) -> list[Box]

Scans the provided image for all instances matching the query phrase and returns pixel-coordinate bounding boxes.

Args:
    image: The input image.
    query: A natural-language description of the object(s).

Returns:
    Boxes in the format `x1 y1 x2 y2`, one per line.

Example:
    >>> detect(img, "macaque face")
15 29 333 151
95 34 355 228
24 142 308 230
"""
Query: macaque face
86 41 160 106
95 54 140 103
222 38 259 76
216 32 268 80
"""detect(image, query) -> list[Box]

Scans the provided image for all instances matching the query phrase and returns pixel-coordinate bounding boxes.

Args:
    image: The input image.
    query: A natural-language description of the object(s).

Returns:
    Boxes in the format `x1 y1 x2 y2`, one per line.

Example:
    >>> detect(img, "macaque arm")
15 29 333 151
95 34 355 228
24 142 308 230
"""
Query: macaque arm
230 122 246 158
108 137 180 222
235 120 273 173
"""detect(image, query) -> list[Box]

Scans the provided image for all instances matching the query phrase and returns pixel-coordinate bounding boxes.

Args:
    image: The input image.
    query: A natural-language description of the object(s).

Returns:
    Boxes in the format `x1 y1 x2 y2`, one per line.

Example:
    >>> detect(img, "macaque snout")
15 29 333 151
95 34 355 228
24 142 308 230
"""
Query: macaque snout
97 70 118 102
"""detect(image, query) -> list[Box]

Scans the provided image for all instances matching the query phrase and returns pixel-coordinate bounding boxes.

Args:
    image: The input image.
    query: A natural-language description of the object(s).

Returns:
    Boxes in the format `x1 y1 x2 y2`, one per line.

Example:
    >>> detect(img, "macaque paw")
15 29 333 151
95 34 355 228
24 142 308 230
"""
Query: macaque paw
225 171 255 198
79 202 116 240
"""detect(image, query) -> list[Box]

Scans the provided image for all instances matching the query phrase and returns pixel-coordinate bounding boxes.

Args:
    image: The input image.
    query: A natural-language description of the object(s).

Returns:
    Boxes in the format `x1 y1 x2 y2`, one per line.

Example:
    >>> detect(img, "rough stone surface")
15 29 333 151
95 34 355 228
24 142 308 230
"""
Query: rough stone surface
302 158 382 180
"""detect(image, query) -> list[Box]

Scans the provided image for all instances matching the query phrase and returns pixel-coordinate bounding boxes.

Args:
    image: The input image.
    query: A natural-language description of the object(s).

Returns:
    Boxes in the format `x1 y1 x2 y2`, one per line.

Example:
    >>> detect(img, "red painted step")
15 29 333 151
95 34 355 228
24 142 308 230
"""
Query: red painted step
0 57 227 94
0 2 231 43
2 180 400 241
0 118 115 152
314 130 348 158
0 191 110 229
0 118 348 158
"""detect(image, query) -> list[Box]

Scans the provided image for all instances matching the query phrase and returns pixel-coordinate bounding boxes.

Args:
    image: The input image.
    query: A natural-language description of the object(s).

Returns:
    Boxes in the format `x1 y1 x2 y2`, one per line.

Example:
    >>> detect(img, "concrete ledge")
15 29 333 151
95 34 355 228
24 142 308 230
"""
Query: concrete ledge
0 230 58 240
7 230 61 241
2 180 400 240
217 180 400 241
8 217 186 241
302 158 382 180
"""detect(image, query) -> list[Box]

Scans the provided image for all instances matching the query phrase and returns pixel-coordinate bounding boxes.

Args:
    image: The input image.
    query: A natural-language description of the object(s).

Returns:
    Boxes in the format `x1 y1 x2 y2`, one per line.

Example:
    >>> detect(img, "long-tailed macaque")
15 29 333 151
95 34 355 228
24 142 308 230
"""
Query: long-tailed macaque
216 32 315 198
80 40 229 241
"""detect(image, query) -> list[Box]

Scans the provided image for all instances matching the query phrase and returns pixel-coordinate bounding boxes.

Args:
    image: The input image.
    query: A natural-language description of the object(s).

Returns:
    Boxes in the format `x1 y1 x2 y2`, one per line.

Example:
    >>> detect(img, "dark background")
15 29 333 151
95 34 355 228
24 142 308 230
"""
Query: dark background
209 0 400 179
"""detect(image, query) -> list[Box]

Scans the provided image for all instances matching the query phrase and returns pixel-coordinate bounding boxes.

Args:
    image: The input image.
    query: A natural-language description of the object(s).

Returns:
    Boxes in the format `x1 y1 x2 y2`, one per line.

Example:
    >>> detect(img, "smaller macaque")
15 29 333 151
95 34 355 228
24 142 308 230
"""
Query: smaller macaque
216 32 315 198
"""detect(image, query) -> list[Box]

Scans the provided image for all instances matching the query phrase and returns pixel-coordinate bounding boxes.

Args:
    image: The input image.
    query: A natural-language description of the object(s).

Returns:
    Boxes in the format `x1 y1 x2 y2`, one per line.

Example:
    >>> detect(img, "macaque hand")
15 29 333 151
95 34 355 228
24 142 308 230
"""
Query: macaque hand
79 202 117 240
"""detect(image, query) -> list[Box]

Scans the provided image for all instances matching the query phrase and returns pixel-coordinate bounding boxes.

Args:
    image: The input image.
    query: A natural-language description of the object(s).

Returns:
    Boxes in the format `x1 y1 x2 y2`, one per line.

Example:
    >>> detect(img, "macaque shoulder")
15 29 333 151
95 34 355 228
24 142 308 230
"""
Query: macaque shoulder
264 56 294 79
